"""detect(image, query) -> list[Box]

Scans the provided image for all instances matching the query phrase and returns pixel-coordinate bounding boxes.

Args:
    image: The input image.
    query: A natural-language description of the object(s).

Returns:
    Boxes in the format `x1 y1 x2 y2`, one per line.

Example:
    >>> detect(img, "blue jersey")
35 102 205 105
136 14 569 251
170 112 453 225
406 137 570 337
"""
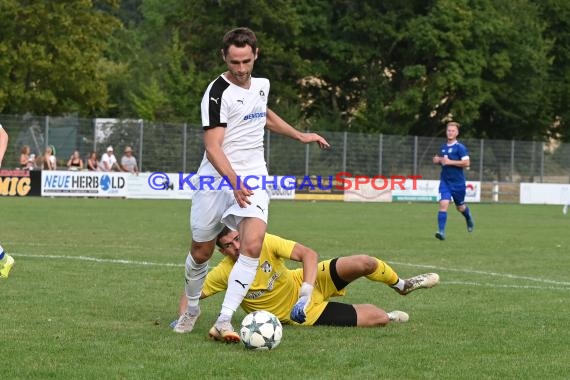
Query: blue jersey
439 141 469 189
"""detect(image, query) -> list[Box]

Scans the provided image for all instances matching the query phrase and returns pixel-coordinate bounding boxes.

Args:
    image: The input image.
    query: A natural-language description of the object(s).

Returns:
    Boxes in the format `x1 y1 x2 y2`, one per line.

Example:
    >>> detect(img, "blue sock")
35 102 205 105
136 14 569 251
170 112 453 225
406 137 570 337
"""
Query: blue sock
0 245 5 261
437 211 447 232
462 206 472 220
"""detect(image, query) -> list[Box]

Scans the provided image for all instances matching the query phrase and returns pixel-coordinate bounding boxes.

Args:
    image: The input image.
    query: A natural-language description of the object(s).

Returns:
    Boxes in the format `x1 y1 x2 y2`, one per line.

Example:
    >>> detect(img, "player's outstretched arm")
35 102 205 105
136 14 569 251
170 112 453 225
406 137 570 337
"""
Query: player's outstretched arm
266 109 330 150
288 243 318 323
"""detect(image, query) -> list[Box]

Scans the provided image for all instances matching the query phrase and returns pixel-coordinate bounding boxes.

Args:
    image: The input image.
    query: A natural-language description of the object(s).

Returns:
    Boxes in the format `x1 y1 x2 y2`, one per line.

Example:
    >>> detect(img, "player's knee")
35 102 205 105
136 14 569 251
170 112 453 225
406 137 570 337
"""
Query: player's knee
190 242 214 263
239 239 263 257
359 255 378 275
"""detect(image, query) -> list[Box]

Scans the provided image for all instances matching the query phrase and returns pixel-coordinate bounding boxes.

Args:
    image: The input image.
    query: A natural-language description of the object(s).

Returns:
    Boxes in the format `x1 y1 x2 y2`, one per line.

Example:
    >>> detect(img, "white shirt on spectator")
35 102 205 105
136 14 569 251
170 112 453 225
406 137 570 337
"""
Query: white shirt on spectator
100 152 118 171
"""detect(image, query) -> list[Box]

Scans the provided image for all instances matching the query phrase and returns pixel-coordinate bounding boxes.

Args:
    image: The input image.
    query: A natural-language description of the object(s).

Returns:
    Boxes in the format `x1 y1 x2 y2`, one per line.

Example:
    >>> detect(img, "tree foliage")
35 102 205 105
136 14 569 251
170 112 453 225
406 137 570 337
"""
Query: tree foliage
1 0 569 142
0 0 121 116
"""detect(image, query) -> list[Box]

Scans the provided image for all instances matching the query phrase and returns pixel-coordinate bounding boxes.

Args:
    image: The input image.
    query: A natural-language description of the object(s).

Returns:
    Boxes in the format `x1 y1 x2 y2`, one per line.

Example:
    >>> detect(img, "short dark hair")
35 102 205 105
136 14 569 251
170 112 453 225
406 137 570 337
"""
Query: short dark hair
222 27 257 56
215 226 233 248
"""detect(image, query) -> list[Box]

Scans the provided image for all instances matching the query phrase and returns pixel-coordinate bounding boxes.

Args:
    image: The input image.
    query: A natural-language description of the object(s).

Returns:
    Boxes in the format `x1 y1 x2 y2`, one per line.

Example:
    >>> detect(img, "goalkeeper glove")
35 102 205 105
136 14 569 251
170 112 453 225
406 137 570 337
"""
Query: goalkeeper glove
290 282 314 323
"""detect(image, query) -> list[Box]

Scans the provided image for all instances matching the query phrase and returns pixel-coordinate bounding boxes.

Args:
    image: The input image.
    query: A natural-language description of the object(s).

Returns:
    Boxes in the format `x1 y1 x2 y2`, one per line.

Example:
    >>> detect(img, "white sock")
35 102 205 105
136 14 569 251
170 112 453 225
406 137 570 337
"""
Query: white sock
219 254 259 320
390 278 406 291
184 253 208 311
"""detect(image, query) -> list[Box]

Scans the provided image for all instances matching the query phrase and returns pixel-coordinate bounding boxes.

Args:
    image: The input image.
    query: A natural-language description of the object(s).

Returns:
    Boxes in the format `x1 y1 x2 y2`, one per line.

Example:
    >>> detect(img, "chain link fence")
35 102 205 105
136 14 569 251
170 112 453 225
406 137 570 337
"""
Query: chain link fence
2 114 570 185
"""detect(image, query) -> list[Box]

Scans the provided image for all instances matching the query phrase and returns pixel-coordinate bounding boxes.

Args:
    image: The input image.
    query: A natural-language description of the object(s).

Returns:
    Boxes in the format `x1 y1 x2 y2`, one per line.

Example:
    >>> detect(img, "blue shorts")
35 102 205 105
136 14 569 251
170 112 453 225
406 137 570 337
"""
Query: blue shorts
439 181 466 205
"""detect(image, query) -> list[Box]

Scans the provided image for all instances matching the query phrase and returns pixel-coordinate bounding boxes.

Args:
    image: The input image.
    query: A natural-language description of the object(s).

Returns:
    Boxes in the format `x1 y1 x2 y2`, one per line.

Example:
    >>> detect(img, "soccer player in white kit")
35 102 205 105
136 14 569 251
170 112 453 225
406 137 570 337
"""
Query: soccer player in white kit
173 27 330 342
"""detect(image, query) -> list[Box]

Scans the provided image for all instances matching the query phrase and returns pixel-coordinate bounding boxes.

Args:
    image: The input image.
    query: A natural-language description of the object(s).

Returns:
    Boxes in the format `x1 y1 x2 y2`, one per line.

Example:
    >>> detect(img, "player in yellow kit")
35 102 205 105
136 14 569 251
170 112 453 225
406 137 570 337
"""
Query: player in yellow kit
174 226 439 329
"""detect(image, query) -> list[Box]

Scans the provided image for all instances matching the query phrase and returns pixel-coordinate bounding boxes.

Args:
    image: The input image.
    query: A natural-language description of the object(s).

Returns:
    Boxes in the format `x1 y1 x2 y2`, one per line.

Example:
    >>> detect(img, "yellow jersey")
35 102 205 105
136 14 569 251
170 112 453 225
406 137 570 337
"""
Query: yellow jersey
203 233 302 323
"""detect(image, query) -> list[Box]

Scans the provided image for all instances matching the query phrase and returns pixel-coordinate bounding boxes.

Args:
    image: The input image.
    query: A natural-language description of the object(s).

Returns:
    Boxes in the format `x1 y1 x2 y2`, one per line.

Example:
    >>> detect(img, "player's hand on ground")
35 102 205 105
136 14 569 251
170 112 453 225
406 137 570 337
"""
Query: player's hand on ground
290 282 314 323
233 188 253 208
300 132 331 150
290 295 309 323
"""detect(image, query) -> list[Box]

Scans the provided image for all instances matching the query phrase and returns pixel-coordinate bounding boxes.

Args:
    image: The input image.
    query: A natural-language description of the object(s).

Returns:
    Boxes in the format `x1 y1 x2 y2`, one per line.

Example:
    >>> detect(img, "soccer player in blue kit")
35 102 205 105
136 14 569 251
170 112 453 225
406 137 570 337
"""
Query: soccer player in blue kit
432 121 474 240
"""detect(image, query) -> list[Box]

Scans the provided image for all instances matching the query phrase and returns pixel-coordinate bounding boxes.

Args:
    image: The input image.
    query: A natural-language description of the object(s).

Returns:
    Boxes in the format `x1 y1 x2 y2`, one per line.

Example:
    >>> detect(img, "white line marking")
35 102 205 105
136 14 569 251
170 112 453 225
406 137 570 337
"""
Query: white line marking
15 253 184 267
390 261 570 286
12 253 570 289
444 281 570 291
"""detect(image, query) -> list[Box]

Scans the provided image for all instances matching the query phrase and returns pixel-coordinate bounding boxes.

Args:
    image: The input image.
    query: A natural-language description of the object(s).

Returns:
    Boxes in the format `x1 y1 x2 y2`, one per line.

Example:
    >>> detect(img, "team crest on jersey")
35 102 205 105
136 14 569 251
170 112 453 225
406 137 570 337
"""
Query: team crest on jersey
259 89 267 103
260 260 272 273
448 148 453 153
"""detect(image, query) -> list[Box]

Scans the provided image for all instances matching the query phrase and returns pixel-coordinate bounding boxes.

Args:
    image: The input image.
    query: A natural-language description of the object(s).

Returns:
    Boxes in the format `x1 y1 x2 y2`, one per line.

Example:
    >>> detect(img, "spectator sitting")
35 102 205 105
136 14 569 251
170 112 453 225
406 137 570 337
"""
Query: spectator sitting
120 146 139 174
19 145 36 170
100 146 122 172
43 145 57 170
67 150 84 171
87 151 99 171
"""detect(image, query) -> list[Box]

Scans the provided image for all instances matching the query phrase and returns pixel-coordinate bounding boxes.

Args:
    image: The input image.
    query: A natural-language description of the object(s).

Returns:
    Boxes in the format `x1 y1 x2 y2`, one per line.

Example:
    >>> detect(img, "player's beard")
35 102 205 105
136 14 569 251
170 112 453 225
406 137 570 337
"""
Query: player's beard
229 70 251 86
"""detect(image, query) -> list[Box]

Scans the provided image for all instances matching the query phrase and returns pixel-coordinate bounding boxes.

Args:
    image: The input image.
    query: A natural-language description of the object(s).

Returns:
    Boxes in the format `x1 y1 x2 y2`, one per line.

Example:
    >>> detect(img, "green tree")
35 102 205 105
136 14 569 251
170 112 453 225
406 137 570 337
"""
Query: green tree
0 0 121 116
276 0 554 141
115 0 305 122
534 0 570 142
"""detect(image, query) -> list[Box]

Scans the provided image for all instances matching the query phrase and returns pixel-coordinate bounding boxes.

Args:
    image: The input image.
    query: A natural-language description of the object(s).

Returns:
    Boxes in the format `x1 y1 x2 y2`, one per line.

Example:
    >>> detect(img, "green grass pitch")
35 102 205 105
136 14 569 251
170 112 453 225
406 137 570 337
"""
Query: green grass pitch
1 197 569 379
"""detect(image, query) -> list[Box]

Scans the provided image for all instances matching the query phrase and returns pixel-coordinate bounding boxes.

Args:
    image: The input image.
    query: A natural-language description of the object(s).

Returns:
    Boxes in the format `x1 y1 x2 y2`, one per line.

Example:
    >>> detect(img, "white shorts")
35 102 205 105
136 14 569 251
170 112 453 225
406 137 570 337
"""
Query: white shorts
190 183 270 242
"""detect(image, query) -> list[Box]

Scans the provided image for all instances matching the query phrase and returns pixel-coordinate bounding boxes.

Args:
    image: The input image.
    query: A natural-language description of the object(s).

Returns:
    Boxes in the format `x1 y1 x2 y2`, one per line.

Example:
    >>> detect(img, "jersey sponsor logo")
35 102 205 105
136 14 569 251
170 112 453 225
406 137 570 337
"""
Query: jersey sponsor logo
245 289 266 299
210 97 220 104
245 272 281 299
266 272 280 291
237 99 244 104
243 111 266 121
256 204 265 214
235 279 249 289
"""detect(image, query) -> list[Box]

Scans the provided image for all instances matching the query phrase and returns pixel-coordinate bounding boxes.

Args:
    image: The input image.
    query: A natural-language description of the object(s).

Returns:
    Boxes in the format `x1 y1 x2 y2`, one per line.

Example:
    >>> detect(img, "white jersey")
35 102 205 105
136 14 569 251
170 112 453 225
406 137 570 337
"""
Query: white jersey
198 74 270 177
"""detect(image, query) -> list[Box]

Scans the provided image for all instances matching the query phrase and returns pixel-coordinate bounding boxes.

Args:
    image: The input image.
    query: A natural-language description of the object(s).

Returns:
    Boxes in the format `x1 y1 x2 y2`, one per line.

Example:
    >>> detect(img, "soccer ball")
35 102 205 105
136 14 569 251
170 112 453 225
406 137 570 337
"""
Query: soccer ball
240 310 283 350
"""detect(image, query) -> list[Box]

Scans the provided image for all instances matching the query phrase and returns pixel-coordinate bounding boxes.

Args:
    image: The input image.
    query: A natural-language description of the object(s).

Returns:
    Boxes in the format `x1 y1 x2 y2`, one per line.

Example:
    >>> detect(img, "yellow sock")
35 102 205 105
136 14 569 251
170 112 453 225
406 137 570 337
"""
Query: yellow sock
365 258 399 286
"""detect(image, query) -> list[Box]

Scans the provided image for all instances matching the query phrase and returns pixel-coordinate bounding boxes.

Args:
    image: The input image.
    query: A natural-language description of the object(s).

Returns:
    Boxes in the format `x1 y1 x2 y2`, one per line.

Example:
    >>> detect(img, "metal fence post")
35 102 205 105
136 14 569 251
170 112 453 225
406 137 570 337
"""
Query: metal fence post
45 115 50 147
540 142 544 183
139 120 144 172
378 134 383 174
479 139 484 182
182 123 187 173
342 131 347 173
413 135 418 175
510 140 515 182
92 118 97 152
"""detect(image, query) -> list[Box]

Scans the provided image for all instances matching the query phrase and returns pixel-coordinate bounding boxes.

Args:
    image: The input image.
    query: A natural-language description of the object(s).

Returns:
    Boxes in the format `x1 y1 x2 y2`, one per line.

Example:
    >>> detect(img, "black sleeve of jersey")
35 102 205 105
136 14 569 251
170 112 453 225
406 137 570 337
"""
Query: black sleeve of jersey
204 76 230 130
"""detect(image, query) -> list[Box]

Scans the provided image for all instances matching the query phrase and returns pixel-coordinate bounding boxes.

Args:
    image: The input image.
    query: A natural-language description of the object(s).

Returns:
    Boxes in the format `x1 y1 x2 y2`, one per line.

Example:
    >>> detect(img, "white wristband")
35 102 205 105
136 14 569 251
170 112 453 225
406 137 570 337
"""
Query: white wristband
300 282 314 298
